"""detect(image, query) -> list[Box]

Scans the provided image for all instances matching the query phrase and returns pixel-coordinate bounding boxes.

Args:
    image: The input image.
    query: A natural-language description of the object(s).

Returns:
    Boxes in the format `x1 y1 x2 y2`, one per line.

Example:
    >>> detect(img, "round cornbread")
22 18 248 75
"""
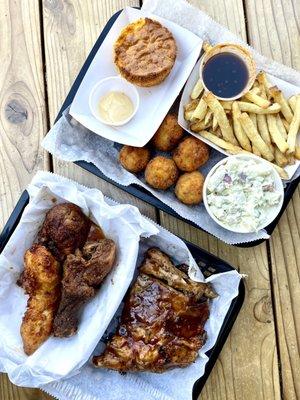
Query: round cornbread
114 18 177 87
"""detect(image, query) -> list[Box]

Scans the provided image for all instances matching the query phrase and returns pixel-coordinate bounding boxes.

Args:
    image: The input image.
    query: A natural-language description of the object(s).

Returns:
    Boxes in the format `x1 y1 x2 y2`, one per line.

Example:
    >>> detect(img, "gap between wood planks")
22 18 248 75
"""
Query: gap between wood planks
37 0 285 396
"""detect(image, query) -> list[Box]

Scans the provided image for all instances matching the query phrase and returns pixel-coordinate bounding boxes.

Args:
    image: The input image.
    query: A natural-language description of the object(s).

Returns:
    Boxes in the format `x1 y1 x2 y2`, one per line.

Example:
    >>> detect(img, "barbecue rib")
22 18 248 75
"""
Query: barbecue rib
53 238 116 337
93 248 216 372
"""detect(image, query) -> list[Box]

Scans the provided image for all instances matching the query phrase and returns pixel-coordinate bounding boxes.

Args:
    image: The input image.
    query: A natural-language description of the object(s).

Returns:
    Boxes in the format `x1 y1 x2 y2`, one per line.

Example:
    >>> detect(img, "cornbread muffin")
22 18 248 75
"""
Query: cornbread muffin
152 114 184 151
175 171 204 205
114 18 177 87
173 137 209 172
119 145 151 173
145 156 179 190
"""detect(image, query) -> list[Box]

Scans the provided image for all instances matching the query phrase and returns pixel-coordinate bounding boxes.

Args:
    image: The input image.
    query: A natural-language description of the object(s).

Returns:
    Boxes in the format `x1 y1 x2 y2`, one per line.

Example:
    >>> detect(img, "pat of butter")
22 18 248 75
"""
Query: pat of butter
98 91 134 124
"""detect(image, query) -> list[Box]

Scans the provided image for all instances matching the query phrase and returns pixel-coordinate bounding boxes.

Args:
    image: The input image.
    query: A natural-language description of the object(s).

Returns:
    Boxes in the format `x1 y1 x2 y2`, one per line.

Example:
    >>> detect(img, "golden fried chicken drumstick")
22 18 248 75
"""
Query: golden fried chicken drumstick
93 248 216 372
37 203 91 262
20 244 61 355
53 238 116 338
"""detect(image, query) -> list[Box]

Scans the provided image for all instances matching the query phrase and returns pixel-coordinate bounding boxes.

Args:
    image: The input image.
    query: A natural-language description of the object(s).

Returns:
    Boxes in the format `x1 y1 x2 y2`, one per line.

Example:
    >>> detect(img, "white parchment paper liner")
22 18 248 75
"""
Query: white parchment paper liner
42 1 300 246
0 171 158 387
0 171 242 400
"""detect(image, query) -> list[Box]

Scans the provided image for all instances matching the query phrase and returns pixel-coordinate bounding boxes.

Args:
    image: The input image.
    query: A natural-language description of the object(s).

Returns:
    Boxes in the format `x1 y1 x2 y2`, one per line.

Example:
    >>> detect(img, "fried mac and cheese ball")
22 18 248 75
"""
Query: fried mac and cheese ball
145 156 179 190
119 146 151 173
173 137 209 172
152 114 184 151
175 171 205 205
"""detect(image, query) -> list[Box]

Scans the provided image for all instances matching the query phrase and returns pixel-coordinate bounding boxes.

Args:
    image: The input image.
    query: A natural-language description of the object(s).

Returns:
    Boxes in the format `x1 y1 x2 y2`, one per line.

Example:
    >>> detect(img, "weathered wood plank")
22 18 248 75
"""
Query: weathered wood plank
0 0 49 230
0 0 50 398
42 0 156 219
245 1 300 398
160 1 281 399
0 373 51 400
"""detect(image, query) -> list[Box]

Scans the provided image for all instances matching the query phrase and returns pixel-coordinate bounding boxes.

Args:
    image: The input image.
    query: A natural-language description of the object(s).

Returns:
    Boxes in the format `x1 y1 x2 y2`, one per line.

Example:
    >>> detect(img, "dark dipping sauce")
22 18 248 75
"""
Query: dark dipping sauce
202 52 249 98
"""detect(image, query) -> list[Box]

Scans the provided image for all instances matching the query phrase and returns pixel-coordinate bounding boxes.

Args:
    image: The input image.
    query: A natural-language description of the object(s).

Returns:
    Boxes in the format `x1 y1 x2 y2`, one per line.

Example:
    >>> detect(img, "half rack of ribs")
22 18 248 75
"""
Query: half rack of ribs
93 248 217 372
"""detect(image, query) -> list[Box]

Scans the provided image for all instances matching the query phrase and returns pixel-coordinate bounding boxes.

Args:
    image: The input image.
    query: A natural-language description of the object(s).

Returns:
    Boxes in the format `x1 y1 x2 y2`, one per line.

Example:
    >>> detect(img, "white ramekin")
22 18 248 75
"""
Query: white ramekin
89 76 139 126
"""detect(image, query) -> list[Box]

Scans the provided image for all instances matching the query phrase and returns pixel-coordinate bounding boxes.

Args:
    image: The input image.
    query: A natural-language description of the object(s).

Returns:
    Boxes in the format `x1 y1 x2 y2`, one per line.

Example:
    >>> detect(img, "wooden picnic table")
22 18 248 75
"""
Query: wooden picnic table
0 0 299 399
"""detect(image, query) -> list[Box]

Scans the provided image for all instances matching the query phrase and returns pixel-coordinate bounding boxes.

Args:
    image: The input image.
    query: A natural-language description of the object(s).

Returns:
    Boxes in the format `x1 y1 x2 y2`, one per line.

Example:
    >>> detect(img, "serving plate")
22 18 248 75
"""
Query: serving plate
0 190 244 398
53 8 299 247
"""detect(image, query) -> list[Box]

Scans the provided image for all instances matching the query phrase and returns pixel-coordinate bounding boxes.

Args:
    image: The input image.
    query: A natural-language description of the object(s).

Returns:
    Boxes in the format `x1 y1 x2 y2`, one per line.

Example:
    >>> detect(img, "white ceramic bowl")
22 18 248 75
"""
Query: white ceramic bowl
89 76 139 126
203 154 284 233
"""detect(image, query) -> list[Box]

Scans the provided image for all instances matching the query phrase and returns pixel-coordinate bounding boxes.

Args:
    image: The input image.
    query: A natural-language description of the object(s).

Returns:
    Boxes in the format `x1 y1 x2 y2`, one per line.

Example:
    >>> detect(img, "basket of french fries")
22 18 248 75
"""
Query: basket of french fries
179 43 300 180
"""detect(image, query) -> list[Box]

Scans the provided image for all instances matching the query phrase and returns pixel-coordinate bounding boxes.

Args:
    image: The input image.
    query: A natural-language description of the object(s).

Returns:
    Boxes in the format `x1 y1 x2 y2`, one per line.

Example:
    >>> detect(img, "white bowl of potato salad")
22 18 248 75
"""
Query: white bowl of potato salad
203 154 284 233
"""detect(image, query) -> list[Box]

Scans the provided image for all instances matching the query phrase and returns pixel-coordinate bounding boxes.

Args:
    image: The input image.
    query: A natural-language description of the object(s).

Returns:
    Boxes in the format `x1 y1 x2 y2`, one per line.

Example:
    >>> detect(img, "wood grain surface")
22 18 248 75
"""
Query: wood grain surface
0 0 49 229
245 1 300 398
0 0 298 399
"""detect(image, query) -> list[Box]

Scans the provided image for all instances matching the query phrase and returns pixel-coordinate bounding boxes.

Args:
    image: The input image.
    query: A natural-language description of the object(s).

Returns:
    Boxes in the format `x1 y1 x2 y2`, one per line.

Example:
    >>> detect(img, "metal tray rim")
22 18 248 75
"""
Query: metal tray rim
0 189 244 398
52 7 299 248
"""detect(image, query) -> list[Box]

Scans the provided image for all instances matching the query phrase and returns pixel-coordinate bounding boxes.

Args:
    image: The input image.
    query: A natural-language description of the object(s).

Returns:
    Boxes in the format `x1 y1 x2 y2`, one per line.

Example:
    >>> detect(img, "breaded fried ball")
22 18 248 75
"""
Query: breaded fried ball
175 171 204 205
173 137 209 172
152 114 184 151
145 156 179 190
119 146 151 173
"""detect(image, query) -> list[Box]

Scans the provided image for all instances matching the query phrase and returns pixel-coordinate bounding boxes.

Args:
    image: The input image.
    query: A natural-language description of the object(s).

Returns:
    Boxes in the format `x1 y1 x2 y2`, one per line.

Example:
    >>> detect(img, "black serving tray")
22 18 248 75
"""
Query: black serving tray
54 8 299 247
0 190 244 398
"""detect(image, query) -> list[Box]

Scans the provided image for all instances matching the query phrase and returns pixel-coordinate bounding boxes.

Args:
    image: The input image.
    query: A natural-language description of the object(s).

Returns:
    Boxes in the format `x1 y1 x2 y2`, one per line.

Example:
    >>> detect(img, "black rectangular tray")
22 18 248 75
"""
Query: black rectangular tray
54 8 299 247
0 190 244 399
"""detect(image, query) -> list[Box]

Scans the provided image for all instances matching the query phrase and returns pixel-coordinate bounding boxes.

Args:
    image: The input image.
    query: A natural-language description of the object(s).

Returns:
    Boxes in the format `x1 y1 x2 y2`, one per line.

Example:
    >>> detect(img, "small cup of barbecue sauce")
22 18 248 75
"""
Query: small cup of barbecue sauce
200 43 256 100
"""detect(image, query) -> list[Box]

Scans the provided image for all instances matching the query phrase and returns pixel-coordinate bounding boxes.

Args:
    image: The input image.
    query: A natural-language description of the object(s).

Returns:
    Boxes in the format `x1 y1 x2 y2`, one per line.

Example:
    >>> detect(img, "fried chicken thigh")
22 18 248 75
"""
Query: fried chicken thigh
93 248 216 372
20 244 61 355
53 238 116 338
37 203 91 262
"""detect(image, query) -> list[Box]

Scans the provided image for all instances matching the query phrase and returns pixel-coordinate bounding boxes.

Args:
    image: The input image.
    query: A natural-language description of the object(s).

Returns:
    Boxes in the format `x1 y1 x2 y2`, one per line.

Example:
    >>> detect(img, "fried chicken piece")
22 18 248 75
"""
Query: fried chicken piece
93 274 209 372
20 244 61 355
37 203 91 261
140 248 217 300
53 238 116 338
93 248 215 372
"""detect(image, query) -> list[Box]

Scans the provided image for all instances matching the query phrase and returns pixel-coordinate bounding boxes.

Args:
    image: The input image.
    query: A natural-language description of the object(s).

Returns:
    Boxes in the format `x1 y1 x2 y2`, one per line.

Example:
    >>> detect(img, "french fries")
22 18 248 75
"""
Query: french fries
256 71 271 98
239 113 274 161
203 92 238 145
184 67 300 180
244 91 271 108
192 98 207 120
269 86 294 123
257 114 272 146
237 102 281 114
288 95 297 112
287 95 300 153
191 79 204 99
198 131 243 153
274 147 288 167
204 109 213 125
276 114 287 139
232 102 252 151
190 119 210 132
266 114 289 153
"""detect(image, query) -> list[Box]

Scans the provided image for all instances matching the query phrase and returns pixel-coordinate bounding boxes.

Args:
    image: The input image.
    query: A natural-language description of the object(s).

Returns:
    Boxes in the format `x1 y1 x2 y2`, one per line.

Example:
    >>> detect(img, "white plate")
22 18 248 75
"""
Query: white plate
70 7 203 147
179 59 300 180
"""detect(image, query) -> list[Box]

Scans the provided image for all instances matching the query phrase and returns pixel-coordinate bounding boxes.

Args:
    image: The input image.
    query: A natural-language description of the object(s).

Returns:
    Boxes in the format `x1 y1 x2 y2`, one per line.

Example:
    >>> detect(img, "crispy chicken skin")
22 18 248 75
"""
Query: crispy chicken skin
20 244 61 355
53 238 116 338
93 248 215 372
37 203 91 262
